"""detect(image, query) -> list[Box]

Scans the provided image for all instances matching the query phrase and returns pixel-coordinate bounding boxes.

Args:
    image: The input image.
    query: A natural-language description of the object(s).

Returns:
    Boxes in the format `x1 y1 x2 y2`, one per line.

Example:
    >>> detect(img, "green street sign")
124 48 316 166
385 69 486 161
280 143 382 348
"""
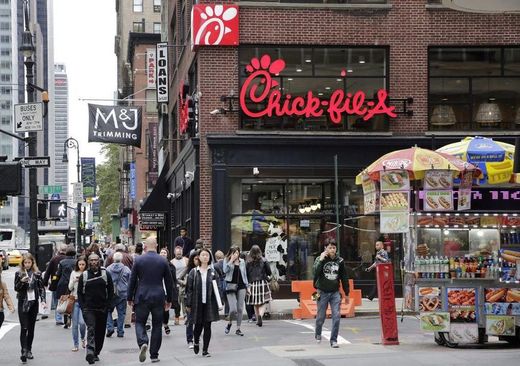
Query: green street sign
38 185 63 194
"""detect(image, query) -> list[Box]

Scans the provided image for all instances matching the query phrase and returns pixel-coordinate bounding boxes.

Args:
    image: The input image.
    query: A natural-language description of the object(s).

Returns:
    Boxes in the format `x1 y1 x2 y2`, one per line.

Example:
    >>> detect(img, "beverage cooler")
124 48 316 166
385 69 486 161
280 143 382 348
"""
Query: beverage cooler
412 213 520 347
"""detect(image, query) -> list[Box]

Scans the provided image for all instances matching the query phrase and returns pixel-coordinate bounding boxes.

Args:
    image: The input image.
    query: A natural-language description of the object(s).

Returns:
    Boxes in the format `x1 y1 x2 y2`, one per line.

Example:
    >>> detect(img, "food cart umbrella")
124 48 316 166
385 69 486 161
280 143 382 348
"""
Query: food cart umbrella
355 146 475 184
436 136 515 185
231 210 278 234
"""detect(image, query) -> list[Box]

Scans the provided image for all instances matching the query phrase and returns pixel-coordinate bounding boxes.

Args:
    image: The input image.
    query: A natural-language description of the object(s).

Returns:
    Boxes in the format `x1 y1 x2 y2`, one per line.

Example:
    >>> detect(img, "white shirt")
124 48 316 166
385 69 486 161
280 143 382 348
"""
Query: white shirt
199 267 208 304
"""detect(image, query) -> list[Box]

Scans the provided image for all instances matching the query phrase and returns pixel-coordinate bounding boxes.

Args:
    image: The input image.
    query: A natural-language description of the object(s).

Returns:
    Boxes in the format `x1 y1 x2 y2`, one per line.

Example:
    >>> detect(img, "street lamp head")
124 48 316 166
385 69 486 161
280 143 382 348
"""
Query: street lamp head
19 29 35 58
62 152 68 163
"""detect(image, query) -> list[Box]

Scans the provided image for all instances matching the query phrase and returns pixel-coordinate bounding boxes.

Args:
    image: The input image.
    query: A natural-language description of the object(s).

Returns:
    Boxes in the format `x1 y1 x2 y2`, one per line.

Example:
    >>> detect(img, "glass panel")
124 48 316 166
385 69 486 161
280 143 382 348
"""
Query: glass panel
429 48 501 76
429 104 471 130
314 48 386 77
504 48 520 75
429 78 470 103
472 78 520 129
231 183 285 214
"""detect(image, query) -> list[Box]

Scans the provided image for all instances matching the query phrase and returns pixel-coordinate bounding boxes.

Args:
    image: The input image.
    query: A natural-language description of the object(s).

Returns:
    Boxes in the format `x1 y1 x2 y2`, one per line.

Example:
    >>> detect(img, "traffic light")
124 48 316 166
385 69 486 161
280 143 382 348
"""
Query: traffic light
38 202 47 220
49 201 67 219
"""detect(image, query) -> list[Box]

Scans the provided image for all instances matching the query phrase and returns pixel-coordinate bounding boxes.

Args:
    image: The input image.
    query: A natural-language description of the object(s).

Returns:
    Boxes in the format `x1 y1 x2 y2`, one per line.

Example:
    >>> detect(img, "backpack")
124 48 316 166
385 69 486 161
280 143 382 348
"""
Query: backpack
82 269 108 294
112 269 128 297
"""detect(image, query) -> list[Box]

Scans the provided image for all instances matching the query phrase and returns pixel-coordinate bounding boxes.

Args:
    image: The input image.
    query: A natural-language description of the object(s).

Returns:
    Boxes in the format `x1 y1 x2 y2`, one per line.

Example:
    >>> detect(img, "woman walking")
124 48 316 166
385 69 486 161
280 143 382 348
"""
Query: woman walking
246 245 272 327
68 256 87 351
223 246 248 336
159 248 178 335
56 245 77 328
14 253 47 364
185 249 220 357
0 263 15 328
178 251 200 348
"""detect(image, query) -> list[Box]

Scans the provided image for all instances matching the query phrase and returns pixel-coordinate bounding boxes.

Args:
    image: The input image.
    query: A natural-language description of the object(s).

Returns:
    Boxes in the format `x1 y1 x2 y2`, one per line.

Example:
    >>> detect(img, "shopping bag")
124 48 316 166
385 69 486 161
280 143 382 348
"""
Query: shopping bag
212 280 223 310
39 301 50 316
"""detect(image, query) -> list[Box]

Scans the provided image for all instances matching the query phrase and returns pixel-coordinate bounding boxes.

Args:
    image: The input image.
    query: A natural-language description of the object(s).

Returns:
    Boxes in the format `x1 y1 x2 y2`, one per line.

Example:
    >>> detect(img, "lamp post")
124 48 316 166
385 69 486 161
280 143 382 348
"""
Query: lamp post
63 137 81 252
20 1 38 256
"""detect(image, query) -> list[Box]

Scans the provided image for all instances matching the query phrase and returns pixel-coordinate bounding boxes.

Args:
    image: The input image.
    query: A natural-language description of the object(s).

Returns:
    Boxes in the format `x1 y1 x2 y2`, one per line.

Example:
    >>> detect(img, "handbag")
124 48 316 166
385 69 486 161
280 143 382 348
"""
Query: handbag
269 278 280 292
48 274 59 292
57 294 75 315
225 282 238 293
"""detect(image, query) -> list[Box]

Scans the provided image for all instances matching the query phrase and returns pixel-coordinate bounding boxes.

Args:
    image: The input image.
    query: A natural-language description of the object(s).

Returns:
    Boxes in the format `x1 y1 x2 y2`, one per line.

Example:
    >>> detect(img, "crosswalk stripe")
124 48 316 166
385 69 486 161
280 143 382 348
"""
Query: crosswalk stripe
0 322 19 341
283 319 351 344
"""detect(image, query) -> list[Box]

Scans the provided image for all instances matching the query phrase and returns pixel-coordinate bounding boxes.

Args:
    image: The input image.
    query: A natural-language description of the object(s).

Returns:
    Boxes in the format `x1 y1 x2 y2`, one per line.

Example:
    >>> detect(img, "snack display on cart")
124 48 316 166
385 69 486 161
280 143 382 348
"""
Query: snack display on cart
380 192 409 211
380 171 410 191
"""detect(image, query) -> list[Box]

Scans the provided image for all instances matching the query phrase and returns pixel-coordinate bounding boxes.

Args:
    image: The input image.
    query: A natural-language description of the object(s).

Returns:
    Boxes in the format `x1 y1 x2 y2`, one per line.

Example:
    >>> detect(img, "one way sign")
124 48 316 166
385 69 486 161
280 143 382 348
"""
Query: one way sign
18 156 50 168
49 201 67 219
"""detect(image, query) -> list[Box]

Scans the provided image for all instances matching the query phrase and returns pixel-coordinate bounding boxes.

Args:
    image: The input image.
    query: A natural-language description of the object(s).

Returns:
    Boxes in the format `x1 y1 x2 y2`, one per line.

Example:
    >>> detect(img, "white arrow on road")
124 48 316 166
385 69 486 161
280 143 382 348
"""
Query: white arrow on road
0 323 19 341
283 319 351 344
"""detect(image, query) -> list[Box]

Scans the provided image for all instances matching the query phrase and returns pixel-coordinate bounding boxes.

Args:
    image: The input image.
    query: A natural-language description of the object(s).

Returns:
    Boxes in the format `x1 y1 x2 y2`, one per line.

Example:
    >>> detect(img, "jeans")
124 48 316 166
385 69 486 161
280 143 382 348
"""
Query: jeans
52 291 63 323
71 302 86 347
227 289 246 327
185 312 194 343
18 300 39 352
135 302 164 359
83 309 108 358
315 291 341 343
107 298 126 336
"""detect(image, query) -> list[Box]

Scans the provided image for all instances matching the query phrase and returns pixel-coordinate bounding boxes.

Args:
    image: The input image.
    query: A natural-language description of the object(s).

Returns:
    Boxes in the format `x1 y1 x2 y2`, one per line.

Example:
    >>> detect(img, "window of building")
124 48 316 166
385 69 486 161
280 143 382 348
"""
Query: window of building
429 47 520 131
146 90 158 113
0 35 9 43
0 49 10 56
1 116 9 125
133 0 143 12
0 74 10 82
133 21 145 33
154 0 161 12
0 60 10 68
0 22 9 30
179 3 186 43
153 22 161 34
239 46 389 131
0 101 10 110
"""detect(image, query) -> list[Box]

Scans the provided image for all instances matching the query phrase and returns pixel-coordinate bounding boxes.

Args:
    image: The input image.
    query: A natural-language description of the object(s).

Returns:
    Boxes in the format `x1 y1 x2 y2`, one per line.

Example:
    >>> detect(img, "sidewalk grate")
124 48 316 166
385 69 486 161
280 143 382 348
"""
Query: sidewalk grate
291 359 326 366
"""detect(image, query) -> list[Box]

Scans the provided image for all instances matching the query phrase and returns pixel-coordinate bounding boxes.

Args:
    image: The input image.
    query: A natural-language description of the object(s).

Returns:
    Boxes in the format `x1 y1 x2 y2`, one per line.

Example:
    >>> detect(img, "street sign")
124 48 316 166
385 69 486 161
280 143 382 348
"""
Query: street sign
19 156 50 168
139 212 166 231
72 182 83 205
50 193 60 200
14 103 43 132
49 201 67 219
39 185 63 195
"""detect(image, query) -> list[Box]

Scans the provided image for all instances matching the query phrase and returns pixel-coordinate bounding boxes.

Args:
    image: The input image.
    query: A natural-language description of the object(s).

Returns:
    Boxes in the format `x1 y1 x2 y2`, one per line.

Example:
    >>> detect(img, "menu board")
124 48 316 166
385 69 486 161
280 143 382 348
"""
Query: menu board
447 288 477 323
457 190 471 211
364 191 378 214
418 287 442 312
484 288 520 316
486 315 515 336
380 170 410 191
424 190 453 211
420 312 449 332
380 191 409 211
449 324 479 344
380 211 409 233
424 170 453 190
362 174 377 194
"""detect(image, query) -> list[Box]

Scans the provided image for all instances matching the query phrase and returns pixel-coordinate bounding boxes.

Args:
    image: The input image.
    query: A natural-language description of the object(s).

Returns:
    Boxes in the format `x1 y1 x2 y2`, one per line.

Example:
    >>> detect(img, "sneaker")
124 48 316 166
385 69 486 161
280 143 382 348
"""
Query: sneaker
202 351 211 357
139 344 148 363
164 325 170 335
86 354 95 365
106 330 114 338
124 324 131 328
151 358 160 363
193 343 200 354
188 342 194 349
315 335 322 344
81 339 86 348
20 351 27 364
235 329 244 336
26 351 33 360
331 341 339 348
224 323 231 334
72 347 79 352
117 334 124 338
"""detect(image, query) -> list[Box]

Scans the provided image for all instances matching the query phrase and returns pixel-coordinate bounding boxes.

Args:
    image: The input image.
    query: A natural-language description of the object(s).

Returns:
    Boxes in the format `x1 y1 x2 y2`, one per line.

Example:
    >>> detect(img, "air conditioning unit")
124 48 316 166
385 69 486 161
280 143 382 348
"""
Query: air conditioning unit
161 103 168 115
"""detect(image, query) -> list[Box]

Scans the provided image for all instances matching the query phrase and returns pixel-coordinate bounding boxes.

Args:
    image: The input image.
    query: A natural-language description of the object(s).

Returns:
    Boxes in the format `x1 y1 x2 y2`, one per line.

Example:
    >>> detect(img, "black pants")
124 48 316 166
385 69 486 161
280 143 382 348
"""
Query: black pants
163 310 169 325
135 302 163 359
0 311 4 328
193 303 212 352
83 309 108 358
173 301 181 318
18 300 38 352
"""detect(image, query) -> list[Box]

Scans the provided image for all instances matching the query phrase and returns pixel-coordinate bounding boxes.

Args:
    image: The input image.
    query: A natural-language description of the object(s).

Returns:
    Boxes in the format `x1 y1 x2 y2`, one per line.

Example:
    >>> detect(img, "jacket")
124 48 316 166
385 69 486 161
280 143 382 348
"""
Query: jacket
14 270 46 303
246 259 272 283
313 255 349 295
43 252 66 287
167 262 179 303
105 251 134 269
185 267 220 324
223 258 248 286
127 251 173 305
0 279 14 312
55 256 76 297
106 262 131 300
68 270 83 297
78 268 114 311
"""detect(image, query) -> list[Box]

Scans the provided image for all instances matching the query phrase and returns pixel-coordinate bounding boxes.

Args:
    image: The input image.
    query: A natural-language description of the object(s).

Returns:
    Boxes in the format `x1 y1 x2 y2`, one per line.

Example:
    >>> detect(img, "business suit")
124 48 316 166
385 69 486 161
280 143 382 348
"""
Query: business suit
127 251 173 360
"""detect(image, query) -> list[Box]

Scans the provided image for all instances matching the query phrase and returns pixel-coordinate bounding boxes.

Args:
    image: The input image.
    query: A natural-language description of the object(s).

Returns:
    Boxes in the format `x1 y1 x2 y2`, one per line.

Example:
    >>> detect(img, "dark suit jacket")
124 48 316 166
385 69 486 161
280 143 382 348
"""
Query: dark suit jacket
127 251 173 306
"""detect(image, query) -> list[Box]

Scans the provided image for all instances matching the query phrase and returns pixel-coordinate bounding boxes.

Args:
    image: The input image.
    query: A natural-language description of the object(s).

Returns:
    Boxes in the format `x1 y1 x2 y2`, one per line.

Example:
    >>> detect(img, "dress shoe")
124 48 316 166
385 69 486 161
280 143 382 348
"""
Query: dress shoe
193 343 199 354
86 354 95 365
106 330 114 337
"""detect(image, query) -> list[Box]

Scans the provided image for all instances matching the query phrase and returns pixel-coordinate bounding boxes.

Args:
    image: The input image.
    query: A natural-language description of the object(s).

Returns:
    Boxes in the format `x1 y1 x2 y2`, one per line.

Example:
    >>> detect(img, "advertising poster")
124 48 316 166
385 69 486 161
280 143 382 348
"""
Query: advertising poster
424 190 453 211
459 171 473 190
418 287 442 312
420 312 449 332
380 211 409 233
486 315 515 336
362 174 377 194
457 189 471 211
424 170 453 190
88 104 142 147
80 157 96 198
449 324 479 344
484 288 520 316
447 288 477 323
380 191 409 211
364 191 378 214
380 170 410 191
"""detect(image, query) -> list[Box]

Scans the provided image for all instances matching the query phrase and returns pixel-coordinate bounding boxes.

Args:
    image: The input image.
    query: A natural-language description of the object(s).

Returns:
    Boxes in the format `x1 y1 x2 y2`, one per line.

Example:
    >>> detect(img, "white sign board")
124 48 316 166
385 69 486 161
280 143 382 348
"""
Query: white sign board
156 42 169 103
146 48 156 89
15 103 43 132
72 182 84 205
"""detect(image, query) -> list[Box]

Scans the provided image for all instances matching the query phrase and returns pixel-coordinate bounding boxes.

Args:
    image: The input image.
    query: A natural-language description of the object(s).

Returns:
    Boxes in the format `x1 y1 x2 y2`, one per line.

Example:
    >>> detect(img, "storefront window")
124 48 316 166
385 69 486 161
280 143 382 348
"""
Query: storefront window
239 46 389 132
429 47 520 131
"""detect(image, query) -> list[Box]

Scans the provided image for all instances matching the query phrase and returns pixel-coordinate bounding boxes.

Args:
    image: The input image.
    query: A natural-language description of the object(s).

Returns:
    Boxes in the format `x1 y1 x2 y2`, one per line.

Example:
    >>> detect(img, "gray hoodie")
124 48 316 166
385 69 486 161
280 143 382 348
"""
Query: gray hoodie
106 262 131 299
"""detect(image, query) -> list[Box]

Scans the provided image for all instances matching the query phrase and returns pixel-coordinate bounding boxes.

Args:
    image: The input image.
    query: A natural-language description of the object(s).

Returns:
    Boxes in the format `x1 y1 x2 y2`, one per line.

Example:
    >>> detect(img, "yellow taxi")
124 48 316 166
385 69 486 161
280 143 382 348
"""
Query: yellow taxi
8 249 24 266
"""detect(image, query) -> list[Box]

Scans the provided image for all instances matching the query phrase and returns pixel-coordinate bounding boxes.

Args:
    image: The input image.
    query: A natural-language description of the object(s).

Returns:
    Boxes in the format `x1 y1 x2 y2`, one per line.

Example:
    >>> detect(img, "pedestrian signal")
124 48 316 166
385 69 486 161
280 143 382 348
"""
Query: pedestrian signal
49 201 67 218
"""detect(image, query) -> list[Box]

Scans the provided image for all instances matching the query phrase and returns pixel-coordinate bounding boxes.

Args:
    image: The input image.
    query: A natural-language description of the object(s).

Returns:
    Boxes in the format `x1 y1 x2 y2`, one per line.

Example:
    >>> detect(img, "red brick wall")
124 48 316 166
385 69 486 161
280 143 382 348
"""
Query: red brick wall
170 0 520 243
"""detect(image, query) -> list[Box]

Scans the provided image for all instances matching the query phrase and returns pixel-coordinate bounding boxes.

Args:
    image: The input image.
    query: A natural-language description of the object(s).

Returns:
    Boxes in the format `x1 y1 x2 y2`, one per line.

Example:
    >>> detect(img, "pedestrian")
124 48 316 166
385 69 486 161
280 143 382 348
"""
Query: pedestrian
14 253 47 364
246 245 272 327
159 248 178 335
223 246 249 336
212 250 228 317
43 244 67 325
174 227 194 258
185 248 221 357
68 256 87 352
170 245 188 325
55 245 77 329
85 243 105 262
78 253 114 364
313 239 349 348
178 251 200 349
365 240 390 300
106 252 131 338
105 243 134 269
0 262 15 329
127 236 173 364
189 238 204 257
134 242 144 257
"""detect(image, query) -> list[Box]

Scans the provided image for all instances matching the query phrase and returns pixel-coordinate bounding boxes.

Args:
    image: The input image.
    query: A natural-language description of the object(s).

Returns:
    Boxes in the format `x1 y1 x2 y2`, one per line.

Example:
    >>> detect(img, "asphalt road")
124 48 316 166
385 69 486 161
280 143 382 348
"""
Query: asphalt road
1 267 519 366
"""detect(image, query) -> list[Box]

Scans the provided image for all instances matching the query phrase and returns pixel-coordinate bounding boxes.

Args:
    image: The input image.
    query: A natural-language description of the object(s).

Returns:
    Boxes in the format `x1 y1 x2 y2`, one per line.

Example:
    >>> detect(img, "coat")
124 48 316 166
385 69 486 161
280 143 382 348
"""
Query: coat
127 251 173 305
223 258 249 286
14 270 46 303
185 267 220 324
0 279 14 312
56 256 76 297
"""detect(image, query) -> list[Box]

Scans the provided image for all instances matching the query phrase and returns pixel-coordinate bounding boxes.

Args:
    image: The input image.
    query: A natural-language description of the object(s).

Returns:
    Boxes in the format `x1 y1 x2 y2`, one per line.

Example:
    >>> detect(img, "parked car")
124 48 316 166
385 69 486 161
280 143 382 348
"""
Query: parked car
0 249 8 270
8 249 25 267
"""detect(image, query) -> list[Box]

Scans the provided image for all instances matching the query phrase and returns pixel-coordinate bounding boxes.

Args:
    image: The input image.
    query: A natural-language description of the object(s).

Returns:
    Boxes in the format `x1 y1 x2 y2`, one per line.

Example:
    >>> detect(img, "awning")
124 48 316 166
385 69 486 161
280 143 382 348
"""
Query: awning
140 166 169 213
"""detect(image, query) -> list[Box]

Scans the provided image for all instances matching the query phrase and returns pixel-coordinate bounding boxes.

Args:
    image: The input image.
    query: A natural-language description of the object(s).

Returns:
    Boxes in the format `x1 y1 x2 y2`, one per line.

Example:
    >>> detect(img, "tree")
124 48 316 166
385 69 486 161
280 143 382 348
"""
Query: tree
96 144 120 235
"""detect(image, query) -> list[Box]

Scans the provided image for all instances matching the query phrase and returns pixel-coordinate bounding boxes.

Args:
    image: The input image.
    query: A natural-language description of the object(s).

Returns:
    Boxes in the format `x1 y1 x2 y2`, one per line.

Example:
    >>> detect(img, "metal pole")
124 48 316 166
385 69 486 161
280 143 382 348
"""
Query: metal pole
26 56 38 257
76 153 81 252
334 154 340 253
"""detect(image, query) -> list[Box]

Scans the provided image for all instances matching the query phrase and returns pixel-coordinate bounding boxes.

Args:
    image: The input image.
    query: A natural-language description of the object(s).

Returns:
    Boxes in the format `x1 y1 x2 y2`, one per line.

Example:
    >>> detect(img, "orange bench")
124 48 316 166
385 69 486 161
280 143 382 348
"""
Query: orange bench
291 279 362 319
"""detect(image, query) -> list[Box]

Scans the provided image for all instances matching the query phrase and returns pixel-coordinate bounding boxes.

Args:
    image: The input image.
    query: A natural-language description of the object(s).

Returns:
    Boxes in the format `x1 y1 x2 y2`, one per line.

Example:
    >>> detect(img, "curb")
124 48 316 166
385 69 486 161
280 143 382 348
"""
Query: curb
230 310 419 321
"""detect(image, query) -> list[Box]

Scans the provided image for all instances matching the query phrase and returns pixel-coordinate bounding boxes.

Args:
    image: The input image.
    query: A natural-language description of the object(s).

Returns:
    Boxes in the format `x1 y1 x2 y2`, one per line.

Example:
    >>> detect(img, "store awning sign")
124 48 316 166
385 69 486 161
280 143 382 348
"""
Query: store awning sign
240 54 397 124
139 212 166 231
191 4 239 48
88 104 142 147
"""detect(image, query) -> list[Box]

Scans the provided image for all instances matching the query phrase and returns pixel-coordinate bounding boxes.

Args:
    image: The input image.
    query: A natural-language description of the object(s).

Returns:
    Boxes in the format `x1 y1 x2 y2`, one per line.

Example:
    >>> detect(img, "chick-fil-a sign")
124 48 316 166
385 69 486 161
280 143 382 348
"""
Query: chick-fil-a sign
240 54 397 124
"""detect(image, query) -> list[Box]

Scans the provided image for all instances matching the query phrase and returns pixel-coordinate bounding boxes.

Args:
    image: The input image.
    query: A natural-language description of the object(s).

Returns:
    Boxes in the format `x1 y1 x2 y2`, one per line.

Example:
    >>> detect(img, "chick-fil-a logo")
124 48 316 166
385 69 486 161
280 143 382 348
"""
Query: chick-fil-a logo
240 54 397 124
191 4 238 47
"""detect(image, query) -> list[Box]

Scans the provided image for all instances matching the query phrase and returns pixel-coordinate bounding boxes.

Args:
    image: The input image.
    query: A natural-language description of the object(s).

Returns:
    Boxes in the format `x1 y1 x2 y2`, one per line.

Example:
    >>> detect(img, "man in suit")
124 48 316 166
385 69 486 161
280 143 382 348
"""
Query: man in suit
127 236 173 363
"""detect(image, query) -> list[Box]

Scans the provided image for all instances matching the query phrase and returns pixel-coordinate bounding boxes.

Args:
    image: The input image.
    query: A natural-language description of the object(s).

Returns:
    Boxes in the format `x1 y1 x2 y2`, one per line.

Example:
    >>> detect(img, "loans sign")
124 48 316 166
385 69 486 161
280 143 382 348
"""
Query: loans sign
88 104 142 147
240 54 397 124
156 42 168 103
